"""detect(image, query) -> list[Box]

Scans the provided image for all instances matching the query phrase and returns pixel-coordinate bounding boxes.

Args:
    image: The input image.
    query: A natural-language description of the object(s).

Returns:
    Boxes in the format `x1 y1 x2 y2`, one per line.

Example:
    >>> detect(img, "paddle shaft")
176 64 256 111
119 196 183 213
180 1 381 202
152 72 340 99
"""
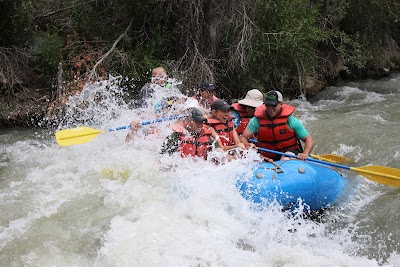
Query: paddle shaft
248 138 350 163
108 115 186 131
256 147 399 180
56 115 187 147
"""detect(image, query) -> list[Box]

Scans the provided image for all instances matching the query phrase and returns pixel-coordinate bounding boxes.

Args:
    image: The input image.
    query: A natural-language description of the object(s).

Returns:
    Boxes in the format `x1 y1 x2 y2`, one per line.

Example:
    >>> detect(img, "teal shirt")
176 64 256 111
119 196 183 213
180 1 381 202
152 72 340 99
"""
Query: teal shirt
246 115 309 139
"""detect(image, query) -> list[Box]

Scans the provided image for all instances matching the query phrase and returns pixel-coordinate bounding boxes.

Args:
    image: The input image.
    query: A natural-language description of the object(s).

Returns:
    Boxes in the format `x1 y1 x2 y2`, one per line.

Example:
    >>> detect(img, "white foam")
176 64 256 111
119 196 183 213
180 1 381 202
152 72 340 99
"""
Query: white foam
1 76 399 266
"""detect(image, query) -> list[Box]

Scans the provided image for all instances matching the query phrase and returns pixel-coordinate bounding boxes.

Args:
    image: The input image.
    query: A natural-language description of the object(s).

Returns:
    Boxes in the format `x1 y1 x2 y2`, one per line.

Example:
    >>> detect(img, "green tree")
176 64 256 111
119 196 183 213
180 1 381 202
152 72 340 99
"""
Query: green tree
32 33 63 87
339 0 400 77
0 0 33 46
243 0 331 95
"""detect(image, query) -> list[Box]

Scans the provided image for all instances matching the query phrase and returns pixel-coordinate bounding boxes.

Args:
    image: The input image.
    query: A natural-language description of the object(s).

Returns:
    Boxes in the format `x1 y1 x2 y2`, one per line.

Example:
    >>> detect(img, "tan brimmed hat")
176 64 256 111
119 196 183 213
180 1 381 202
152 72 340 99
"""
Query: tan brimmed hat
238 89 264 108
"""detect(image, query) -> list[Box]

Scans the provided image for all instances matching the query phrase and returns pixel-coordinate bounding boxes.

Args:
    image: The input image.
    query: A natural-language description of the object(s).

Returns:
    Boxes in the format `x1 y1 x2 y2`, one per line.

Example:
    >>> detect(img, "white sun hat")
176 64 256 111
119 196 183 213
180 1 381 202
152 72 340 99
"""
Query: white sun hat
237 89 264 108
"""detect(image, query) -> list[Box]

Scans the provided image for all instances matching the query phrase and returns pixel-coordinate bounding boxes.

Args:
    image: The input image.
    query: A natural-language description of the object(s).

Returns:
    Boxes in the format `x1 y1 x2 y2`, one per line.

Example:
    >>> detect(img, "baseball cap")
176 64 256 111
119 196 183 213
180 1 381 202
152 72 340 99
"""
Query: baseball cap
238 89 264 108
211 99 231 111
188 108 207 123
199 81 216 91
264 90 283 106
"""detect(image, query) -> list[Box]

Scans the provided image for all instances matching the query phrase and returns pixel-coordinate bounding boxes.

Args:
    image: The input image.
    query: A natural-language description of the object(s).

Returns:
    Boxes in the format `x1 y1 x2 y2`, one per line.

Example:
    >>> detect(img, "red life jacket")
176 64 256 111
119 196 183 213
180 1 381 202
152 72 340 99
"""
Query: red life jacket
206 116 235 146
231 103 251 135
172 124 213 159
254 104 301 160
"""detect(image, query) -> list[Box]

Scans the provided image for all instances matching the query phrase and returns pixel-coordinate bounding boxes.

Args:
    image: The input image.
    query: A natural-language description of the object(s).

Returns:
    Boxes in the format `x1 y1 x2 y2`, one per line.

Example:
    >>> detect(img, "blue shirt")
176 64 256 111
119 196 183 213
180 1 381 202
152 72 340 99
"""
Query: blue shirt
231 110 241 128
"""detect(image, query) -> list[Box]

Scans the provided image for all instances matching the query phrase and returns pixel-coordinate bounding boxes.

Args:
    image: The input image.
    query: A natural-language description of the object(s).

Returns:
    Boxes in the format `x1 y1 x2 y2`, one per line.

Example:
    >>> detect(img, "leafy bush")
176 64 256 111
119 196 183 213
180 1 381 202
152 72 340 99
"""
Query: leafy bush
31 33 63 87
245 0 331 93
0 0 33 46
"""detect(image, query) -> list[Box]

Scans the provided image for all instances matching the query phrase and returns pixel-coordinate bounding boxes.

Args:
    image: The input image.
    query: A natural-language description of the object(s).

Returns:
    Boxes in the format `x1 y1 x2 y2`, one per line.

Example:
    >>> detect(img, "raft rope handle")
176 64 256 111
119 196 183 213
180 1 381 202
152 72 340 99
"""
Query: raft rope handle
258 148 284 173
263 157 284 174
271 169 277 180
256 167 277 180
260 165 284 180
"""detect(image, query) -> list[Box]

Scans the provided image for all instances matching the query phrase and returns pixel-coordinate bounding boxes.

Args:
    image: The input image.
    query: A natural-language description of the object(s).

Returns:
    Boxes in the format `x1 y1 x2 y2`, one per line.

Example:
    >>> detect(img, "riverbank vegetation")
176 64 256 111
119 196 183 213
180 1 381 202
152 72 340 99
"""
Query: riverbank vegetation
1 0 400 126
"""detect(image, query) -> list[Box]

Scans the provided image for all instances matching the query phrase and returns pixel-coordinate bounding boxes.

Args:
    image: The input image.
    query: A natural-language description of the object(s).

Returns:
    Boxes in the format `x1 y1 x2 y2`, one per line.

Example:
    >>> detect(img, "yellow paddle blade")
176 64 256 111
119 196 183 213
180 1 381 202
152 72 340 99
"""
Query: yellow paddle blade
100 168 131 180
310 154 351 164
352 165 400 187
55 127 102 147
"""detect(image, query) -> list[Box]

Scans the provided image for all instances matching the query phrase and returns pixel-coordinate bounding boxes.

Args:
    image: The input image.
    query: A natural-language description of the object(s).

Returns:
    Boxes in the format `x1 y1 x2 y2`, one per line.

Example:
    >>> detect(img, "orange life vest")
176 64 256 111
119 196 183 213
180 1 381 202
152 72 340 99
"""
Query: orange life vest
231 103 251 135
206 116 235 146
172 124 213 159
254 104 301 160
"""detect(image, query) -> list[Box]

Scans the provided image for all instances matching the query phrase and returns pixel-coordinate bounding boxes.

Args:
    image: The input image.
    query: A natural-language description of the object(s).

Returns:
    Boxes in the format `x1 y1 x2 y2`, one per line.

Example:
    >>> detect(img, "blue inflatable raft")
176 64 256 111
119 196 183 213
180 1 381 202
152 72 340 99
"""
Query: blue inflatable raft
237 160 348 211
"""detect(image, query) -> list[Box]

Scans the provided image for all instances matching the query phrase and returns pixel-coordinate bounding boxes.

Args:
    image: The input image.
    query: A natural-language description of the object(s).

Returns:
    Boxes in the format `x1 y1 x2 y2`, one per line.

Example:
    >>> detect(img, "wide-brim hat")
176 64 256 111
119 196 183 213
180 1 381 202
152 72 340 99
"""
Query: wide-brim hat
238 89 264 108
264 90 283 106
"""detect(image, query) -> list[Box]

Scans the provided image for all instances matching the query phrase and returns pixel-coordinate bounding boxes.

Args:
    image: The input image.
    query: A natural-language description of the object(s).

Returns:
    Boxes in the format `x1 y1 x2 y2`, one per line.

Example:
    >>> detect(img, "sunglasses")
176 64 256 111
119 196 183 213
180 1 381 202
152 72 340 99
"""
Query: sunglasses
151 74 168 81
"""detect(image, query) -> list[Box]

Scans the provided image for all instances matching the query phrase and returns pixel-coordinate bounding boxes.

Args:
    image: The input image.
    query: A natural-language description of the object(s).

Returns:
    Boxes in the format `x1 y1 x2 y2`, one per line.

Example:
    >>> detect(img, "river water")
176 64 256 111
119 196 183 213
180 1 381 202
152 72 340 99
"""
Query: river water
1 74 399 266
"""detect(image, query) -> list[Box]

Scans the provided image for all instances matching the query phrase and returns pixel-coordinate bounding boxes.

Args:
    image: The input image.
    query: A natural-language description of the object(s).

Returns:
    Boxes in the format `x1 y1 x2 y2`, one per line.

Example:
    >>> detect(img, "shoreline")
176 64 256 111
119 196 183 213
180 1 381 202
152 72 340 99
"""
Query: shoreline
0 71 397 129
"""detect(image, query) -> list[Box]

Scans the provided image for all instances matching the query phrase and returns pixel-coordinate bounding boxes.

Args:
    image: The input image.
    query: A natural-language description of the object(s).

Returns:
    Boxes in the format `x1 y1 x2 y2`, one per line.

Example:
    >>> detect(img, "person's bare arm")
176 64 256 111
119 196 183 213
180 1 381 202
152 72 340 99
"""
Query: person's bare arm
223 129 245 151
125 121 141 142
297 134 314 160
232 129 242 146
209 127 224 148
239 128 256 149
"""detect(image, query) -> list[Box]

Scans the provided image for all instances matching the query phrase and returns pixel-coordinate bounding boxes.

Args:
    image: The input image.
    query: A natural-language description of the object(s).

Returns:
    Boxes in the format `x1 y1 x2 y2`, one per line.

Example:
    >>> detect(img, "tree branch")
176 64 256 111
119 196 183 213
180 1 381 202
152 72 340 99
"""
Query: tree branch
34 0 97 20
88 19 133 81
